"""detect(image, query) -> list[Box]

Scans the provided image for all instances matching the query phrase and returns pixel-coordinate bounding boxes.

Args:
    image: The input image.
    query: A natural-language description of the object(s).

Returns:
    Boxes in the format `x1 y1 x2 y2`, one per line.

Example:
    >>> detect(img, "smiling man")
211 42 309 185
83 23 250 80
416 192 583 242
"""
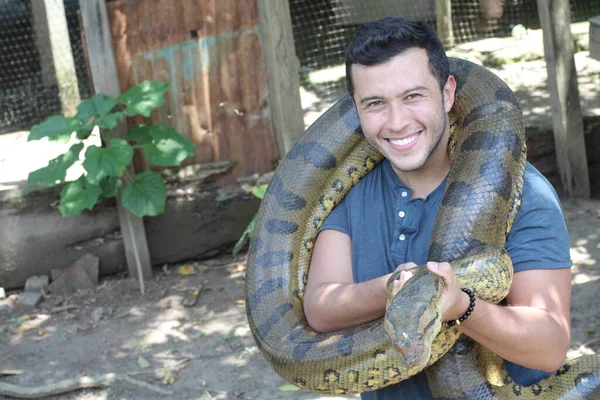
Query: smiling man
302 17 572 399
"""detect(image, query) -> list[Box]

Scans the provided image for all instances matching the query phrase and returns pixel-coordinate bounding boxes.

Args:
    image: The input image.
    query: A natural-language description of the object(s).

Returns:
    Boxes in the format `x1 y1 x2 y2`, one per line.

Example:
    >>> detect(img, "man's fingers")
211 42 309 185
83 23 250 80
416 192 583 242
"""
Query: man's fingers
398 270 413 287
394 262 418 273
427 262 453 284
389 269 414 297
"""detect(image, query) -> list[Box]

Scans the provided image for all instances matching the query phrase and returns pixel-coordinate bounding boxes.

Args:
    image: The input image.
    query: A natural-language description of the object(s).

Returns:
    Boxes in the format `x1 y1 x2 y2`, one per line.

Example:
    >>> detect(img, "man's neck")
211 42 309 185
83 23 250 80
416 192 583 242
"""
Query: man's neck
394 152 451 200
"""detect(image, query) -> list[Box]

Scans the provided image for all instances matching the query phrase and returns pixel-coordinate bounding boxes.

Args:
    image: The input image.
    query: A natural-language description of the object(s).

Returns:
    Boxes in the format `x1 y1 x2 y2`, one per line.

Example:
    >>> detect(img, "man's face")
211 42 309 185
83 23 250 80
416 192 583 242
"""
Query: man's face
351 48 456 177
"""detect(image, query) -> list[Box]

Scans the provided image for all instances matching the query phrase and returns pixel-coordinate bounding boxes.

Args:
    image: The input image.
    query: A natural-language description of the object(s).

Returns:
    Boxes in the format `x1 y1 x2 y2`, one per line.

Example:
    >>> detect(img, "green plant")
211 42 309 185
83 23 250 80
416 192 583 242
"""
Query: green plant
27 81 195 218
232 184 268 255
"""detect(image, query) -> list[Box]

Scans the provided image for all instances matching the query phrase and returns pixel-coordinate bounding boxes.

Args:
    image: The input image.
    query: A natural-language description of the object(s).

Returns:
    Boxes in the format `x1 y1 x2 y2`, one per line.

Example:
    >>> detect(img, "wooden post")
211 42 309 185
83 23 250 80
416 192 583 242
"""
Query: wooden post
31 0 81 116
436 0 454 48
536 0 590 198
80 0 153 289
257 0 305 155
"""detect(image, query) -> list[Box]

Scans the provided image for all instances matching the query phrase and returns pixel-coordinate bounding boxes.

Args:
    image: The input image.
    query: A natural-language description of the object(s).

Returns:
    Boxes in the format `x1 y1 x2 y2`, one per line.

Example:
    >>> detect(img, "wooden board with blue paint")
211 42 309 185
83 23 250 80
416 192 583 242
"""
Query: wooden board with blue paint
106 0 280 181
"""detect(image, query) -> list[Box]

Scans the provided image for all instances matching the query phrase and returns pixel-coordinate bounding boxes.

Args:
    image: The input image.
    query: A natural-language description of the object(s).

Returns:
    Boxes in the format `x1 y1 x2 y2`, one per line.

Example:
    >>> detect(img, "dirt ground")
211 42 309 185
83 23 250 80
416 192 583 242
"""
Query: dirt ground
2 254 361 400
1 195 600 400
2 45 600 399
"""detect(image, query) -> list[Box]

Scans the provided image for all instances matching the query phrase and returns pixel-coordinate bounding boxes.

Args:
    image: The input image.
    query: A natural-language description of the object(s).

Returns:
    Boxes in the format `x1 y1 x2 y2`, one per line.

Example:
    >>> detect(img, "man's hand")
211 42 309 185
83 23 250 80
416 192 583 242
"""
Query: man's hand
426 261 470 322
386 262 417 309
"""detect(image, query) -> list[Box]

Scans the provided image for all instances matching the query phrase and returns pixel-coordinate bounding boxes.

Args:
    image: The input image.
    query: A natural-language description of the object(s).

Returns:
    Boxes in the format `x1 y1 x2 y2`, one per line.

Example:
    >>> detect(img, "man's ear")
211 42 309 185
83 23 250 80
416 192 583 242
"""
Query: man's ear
443 75 457 113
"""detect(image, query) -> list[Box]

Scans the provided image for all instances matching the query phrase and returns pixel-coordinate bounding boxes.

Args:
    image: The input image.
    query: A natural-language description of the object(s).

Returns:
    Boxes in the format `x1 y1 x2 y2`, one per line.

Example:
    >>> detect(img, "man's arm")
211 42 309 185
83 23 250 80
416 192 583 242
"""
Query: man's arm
430 263 572 372
303 230 395 332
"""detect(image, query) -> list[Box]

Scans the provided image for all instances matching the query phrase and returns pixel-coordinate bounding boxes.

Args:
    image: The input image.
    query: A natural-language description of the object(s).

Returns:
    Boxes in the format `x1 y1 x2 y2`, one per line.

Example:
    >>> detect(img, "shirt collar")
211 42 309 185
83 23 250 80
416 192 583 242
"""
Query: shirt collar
382 159 449 202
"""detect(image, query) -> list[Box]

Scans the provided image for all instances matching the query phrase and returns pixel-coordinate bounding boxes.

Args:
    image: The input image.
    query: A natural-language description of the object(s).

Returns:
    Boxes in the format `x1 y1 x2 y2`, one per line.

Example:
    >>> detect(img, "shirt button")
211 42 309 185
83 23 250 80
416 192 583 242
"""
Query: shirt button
398 211 406 218
401 191 408 197
399 234 406 241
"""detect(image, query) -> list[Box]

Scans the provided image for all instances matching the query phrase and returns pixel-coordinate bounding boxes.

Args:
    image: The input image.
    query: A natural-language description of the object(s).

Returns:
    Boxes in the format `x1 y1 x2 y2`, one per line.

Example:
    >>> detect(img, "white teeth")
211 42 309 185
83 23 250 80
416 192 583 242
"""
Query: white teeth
389 135 418 146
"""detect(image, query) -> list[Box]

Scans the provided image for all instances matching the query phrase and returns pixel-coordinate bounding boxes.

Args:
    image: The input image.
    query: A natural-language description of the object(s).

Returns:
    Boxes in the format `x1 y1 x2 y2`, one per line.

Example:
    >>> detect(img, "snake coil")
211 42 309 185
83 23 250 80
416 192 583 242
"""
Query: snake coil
246 58 600 398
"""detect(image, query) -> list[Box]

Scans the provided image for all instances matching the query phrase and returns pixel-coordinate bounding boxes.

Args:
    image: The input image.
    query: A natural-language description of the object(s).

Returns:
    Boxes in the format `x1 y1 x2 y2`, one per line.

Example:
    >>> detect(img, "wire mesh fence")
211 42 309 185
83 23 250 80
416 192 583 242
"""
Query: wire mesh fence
290 0 600 105
1 0 599 136
0 0 91 134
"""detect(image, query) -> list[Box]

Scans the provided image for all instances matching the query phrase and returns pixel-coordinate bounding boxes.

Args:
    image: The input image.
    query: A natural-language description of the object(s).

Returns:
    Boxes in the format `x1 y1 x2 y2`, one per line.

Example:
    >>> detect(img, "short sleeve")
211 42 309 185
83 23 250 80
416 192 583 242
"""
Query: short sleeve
506 165 572 272
318 195 350 236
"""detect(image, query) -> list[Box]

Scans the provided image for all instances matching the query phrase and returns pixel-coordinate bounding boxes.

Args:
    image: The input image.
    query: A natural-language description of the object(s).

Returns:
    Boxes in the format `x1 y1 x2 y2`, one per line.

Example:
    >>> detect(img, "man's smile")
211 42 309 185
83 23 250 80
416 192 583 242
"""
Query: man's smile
386 131 421 150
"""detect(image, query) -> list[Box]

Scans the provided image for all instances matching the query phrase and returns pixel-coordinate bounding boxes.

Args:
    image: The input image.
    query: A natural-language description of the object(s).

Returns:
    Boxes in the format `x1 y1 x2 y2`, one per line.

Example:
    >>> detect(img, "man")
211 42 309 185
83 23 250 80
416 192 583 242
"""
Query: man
302 17 572 399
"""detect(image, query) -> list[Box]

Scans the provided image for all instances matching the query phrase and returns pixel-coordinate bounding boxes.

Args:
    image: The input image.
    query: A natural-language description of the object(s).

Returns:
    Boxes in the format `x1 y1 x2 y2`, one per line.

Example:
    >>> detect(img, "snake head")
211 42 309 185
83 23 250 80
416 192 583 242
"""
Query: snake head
384 276 442 369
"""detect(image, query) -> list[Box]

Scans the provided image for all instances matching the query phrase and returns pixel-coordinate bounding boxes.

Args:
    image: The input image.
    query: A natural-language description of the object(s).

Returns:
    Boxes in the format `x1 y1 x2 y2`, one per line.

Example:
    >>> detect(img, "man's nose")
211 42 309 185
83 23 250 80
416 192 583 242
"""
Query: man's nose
387 103 409 132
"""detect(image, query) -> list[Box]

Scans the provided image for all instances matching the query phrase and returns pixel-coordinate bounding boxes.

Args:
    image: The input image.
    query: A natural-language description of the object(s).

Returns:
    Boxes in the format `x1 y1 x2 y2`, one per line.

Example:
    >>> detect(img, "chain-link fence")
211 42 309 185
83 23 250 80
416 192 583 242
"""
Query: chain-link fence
291 0 600 105
0 0 91 134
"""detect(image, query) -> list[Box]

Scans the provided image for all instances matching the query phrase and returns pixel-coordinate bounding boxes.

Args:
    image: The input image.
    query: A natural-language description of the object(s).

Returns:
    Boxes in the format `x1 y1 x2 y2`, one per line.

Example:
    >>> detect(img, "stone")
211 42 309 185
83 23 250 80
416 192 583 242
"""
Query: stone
48 264 95 297
47 254 100 297
72 254 100 287
14 292 43 313
24 275 49 294
0 300 12 317
50 269 63 281
0 287 5 300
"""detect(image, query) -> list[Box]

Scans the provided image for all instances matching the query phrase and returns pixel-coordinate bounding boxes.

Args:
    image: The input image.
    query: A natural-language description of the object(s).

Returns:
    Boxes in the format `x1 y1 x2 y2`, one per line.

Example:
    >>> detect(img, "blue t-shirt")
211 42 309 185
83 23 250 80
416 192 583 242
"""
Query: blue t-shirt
319 160 572 399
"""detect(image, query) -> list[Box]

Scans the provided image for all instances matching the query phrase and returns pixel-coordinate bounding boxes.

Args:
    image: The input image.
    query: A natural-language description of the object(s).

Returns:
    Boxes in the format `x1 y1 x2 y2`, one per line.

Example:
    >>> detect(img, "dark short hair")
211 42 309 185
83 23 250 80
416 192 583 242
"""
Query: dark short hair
345 17 449 98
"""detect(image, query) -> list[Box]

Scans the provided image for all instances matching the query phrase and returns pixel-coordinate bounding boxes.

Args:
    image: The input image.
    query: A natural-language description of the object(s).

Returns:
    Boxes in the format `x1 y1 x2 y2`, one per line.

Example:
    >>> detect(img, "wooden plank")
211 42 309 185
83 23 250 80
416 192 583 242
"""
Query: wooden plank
257 0 304 155
436 0 454 48
107 0 277 182
80 0 153 288
31 0 80 116
536 0 590 198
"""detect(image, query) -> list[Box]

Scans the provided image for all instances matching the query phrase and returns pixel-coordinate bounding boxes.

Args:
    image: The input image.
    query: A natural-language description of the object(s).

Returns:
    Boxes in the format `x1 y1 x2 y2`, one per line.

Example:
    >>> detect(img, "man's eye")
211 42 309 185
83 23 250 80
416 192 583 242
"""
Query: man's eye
407 93 422 100
368 101 383 108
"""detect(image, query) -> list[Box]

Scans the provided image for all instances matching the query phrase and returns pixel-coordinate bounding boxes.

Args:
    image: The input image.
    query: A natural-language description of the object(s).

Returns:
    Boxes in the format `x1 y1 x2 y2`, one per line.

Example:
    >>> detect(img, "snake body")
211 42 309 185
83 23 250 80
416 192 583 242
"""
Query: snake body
245 58 600 398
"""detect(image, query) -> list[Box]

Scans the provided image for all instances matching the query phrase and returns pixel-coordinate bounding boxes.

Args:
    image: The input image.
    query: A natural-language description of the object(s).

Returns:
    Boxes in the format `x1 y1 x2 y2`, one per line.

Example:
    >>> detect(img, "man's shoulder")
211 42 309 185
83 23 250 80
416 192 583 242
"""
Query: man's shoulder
519 162 563 214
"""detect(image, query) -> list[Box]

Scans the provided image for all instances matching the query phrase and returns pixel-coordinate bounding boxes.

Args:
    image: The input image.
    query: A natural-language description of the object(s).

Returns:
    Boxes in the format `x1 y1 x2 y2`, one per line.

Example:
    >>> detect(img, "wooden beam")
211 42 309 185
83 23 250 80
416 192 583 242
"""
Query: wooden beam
257 0 305 155
31 0 80 116
436 0 454 48
80 0 153 289
536 0 590 198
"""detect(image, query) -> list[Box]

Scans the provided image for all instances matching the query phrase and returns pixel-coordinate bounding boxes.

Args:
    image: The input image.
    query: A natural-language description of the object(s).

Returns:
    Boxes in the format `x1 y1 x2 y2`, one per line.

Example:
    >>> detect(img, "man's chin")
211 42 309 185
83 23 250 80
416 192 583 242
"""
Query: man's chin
389 158 426 174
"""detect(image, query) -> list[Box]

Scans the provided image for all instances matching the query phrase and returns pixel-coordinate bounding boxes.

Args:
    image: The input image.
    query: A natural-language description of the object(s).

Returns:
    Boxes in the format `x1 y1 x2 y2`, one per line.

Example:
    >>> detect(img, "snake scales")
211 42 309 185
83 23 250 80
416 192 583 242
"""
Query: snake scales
245 58 600 398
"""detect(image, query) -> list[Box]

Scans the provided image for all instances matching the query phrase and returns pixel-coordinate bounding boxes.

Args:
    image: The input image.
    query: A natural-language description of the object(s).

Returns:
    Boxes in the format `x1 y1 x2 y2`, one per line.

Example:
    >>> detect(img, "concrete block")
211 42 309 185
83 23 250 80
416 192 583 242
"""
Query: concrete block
24 275 49 294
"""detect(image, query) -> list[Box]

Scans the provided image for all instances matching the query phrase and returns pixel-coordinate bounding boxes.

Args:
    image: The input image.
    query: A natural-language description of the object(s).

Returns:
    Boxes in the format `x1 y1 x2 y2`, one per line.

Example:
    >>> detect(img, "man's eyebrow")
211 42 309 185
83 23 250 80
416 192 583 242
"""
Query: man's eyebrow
359 85 430 104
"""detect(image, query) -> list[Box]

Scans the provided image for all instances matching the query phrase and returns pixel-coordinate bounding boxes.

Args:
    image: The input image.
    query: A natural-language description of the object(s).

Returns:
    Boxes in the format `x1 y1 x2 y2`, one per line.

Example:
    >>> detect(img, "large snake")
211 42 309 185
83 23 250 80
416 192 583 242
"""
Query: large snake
245 58 600 398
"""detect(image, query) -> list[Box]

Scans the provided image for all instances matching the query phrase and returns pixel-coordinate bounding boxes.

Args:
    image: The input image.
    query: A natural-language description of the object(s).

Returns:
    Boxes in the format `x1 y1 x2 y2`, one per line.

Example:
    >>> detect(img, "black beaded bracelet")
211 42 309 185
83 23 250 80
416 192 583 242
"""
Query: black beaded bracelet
442 288 476 328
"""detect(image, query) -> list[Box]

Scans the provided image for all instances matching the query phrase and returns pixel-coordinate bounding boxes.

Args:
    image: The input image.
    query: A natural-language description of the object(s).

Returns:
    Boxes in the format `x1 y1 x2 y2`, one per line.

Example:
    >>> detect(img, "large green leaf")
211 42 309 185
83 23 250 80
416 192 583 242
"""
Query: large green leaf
75 124 95 140
141 124 195 166
28 143 84 186
75 94 124 132
83 139 133 184
121 171 167 217
76 94 117 123
99 112 124 130
127 124 153 145
58 177 102 217
28 115 75 143
99 176 122 199
118 81 168 117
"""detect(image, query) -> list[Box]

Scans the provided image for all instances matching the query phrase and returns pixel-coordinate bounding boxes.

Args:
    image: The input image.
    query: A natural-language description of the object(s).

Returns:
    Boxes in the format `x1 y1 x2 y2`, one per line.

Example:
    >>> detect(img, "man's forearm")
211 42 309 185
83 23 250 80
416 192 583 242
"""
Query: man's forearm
304 274 390 332
459 299 570 372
